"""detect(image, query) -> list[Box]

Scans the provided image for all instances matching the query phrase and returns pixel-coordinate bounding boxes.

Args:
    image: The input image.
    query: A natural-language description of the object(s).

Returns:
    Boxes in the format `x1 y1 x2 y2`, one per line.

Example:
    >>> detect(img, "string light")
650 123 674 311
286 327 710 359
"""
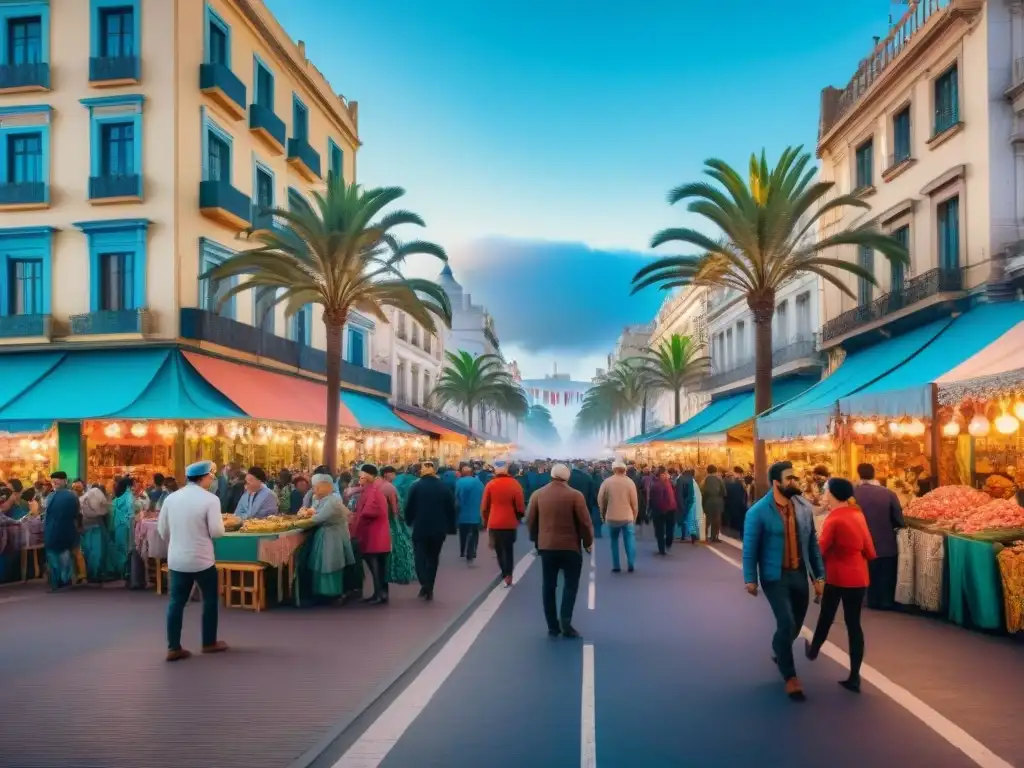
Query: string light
130 422 148 438
995 410 1020 435
904 419 926 437
103 423 122 439
942 421 961 437
968 414 991 438
1014 400 1024 422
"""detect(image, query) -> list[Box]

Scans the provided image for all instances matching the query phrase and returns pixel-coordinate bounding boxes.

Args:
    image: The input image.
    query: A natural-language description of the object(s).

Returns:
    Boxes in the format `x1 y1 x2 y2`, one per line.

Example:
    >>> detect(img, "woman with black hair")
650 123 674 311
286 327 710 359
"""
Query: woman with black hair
805 476 877 692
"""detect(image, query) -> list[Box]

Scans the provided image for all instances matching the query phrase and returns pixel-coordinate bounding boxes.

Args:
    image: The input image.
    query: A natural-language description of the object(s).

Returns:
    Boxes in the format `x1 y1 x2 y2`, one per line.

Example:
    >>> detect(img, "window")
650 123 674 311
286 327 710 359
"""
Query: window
855 139 873 189
292 96 308 142
735 321 745 360
7 132 42 183
289 304 312 344
99 6 134 57
98 252 133 311
254 164 273 211
890 225 909 292
857 246 874 306
198 239 236 320
347 326 365 366
253 287 275 333
795 292 811 338
206 7 229 66
8 16 42 65
8 259 41 314
328 139 343 182
100 122 134 176
775 300 789 345
892 106 911 164
206 132 230 182
934 65 959 134
254 57 273 108
938 196 960 272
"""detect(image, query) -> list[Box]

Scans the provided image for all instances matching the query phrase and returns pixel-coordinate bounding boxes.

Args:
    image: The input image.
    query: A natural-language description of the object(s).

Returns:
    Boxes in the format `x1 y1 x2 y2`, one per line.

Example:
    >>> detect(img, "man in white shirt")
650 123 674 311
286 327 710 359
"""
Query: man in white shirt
158 461 227 661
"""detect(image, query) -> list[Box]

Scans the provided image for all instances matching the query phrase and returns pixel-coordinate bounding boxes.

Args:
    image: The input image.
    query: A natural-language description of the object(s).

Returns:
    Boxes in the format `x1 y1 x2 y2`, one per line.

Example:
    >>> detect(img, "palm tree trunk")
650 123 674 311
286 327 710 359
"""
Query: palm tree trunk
641 390 648 434
467 403 474 431
750 296 775 496
324 321 343 473
674 386 681 425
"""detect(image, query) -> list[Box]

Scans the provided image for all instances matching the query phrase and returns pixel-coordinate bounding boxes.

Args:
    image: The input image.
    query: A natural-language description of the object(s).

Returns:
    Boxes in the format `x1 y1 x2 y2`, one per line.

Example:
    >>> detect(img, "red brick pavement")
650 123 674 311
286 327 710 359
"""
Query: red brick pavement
0 540 524 768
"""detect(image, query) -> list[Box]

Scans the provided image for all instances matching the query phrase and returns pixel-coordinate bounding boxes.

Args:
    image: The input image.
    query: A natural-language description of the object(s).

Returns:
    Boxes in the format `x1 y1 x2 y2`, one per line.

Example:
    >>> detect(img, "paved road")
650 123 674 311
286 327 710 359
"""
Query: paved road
326 531 1019 768
0 537 524 768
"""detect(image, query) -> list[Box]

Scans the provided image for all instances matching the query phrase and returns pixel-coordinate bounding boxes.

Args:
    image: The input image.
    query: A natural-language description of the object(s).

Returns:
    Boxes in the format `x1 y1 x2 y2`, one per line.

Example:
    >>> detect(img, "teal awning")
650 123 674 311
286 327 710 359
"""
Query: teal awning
838 302 1024 418
622 426 673 446
757 319 953 440
0 420 52 435
0 348 244 420
340 391 418 433
684 377 816 439
0 352 65 411
652 395 748 443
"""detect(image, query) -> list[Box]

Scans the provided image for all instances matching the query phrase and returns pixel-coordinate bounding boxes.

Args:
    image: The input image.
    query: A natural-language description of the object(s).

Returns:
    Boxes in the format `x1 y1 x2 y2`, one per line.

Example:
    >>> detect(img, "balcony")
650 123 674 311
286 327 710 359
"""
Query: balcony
179 308 392 396
199 62 246 121
0 313 51 340
286 138 321 181
68 309 150 336
0 181 47 211
199 179 252 230
484 325 500 350
820 267 965 347
89 174 142 204
249 103 286 154
0 62 50 93
701 336 821 391
89 55 140 86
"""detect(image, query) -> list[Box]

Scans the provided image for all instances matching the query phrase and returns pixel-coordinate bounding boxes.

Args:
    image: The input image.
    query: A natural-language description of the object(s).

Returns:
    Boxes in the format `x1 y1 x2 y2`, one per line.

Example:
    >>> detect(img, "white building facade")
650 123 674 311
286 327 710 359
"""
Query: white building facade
646 288 709 429
373 307 445 410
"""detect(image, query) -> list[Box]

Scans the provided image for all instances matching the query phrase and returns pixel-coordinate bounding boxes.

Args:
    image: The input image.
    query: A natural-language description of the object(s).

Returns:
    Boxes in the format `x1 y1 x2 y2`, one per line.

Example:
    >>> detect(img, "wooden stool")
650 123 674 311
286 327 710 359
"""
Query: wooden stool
20 545 44 582
148 558 165 592
159 563 218 602
220 563 267 611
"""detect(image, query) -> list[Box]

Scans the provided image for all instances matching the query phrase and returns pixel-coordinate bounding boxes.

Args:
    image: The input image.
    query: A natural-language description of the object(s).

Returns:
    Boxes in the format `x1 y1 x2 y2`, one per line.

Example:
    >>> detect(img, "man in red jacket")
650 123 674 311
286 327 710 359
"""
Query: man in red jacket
482 459 525 586
354 464 391 605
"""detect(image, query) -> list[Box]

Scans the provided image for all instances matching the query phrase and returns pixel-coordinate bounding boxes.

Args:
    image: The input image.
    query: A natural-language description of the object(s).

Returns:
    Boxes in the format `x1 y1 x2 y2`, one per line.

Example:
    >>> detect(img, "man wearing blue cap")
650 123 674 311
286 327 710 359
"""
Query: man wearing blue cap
158 460 228 661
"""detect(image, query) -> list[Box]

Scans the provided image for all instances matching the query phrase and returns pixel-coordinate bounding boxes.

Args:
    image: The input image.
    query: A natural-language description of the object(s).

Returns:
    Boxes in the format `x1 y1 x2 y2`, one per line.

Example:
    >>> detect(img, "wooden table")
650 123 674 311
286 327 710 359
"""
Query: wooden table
20 544 44 582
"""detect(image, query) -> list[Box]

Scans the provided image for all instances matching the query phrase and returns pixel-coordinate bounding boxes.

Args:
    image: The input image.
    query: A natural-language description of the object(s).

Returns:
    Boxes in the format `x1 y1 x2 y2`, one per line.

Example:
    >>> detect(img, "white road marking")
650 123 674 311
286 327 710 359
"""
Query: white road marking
709 538 1013 768
587 579 596 610
331 552 538 768
581 643 596 768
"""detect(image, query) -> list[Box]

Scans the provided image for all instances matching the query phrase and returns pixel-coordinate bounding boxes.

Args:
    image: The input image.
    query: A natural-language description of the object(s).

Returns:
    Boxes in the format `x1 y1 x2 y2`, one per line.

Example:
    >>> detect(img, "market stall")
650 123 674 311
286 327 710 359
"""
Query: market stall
0 422 56 484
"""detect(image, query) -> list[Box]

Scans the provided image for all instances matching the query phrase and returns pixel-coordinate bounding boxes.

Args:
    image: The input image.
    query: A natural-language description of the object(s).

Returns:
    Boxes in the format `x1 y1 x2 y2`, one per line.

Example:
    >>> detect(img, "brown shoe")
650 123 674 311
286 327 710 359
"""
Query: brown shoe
785 677 805 701
202 641 229 654
166 648 192 662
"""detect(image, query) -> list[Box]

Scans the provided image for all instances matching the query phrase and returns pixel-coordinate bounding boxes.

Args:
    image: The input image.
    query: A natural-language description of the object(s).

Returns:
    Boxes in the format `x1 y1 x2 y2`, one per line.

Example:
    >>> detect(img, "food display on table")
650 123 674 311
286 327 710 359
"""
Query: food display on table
907 485 1024 538
239 515 300 534
222 514 242 532
957 499 1024 534
983 474 1017 500
905 485 989 523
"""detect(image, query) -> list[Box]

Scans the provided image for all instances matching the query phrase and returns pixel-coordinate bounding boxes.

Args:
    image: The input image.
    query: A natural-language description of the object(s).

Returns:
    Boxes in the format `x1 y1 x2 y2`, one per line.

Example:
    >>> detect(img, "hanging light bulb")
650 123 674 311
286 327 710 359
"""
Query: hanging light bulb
130 422 148 438
1014 400 1024 422
888 421 902 437
104 422 122 439
995 411 1020 435
968 414 991 438
942 421 961 437
905 419 926 437
204 423 219 438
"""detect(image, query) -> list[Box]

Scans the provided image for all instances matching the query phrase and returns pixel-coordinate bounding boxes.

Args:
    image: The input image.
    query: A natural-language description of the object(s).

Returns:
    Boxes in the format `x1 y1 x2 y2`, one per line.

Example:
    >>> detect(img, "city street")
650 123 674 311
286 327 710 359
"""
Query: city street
317 530 1023 768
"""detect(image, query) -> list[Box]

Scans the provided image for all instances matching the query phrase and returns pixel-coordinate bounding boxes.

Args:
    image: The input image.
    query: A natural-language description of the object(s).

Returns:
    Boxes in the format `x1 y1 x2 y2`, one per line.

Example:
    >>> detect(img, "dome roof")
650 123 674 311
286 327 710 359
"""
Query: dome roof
437 263 462 290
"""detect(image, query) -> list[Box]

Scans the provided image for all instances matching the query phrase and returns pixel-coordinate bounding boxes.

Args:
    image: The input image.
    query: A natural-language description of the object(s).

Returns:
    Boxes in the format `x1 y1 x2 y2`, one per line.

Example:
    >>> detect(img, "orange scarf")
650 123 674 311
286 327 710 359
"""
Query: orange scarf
780 499 799 570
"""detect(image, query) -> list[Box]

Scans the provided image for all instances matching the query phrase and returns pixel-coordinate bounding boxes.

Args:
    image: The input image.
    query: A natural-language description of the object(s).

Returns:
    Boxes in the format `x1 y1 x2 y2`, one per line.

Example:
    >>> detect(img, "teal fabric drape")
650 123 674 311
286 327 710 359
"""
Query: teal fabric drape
946 535 1004 631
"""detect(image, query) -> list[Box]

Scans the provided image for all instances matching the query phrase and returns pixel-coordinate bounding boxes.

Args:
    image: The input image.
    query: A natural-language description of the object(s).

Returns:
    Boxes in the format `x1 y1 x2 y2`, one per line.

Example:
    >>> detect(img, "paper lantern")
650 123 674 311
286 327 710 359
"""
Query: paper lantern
888 421 902 437
1014 400 1024 422
130 422 148 438
995 412 1020 435
968 414 990 438
942 421 961 437
104 422 122 439
905 419 926 437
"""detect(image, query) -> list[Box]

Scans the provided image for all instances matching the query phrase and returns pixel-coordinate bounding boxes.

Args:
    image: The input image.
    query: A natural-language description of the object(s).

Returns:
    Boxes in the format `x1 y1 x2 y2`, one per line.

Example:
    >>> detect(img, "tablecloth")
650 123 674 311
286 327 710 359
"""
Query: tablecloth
946 535 1005 631
894 528 945 612
996 548 1024 633
214 530 308 567
135 519 167 560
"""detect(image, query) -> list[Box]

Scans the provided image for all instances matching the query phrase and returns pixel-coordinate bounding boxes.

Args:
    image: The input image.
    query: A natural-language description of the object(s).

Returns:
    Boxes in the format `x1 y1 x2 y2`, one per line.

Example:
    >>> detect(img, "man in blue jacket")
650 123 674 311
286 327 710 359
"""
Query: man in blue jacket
743 460 825 702
454 464 484 562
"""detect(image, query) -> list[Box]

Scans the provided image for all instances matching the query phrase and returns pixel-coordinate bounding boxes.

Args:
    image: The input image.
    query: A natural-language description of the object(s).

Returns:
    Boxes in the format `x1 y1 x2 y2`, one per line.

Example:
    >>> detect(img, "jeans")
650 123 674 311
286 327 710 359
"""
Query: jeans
811 584 866 680
608 522 636 570
490 529 517 578
540 549 583 631
363 552 390 599
414 536 446 593
761 568 810 681
167 566 219 650
458 524 480 560
651 511 676 553
866 556 897 610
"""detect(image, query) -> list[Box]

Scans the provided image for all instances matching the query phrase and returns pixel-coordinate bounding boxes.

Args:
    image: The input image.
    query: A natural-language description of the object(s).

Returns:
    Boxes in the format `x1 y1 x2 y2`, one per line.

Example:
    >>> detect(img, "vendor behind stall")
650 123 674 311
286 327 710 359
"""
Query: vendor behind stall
235 467 277 520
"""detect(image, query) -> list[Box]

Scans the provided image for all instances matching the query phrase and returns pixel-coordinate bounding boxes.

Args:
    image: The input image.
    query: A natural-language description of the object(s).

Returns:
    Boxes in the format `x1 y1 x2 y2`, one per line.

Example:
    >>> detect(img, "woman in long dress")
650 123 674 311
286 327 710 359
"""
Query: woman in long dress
79 484 113 582
386 471 416 586
107 477 137 581
304 473 356 602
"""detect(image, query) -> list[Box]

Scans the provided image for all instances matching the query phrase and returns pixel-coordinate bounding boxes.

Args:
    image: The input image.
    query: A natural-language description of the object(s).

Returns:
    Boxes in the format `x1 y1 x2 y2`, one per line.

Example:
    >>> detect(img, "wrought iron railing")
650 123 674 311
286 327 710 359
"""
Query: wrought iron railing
0 62 49 90
199 62 246 111
820 267 963 343
89 174 141 200
89 55 140 83
69 309 150 335
0 313 50 339
701 335 821 390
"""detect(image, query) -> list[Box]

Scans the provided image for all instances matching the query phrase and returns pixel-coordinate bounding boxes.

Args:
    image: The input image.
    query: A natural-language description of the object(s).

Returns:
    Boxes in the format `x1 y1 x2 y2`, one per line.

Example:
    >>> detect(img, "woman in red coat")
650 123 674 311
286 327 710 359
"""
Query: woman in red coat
354 464 392 605
804 477 876 692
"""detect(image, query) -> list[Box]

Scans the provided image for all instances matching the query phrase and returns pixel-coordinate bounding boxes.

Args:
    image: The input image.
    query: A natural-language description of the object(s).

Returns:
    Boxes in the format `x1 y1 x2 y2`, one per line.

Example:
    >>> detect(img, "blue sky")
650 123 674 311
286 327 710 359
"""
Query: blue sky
266 0 898 379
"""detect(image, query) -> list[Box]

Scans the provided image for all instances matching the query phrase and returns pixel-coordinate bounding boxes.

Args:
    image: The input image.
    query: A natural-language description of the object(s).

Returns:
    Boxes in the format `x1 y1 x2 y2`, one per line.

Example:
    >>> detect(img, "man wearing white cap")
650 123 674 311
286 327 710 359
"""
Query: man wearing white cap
598 459 639 573
158 460 228 661
526 462 594 638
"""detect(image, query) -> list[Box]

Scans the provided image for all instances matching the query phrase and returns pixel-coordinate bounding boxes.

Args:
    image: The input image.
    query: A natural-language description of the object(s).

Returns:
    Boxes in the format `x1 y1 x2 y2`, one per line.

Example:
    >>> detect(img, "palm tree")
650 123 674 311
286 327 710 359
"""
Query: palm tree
631 145 908 491
638 334 712 426
574 360 647 443
524 404 560 444
203 176 452 472
432 351 527 431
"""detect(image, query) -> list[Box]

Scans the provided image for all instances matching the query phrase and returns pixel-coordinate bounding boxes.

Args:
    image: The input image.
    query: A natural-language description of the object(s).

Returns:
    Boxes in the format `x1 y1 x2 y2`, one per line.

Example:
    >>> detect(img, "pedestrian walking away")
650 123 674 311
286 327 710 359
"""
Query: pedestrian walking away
853 462 905 610
405 461 456 601
42 471 80 592
598 459 638 573
481 459 524 586
454 463 484 563
649 467 676 555
157 461 229 661
527 462 595 638
702 465 726 542
743 460 825 701
354 464 392 605
805 477 877 693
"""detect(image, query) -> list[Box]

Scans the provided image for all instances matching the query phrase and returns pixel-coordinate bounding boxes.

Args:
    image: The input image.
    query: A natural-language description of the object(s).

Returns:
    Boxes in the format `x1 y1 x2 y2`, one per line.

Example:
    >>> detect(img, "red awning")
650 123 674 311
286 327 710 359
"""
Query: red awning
183 351 358 428
396 412 469 444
